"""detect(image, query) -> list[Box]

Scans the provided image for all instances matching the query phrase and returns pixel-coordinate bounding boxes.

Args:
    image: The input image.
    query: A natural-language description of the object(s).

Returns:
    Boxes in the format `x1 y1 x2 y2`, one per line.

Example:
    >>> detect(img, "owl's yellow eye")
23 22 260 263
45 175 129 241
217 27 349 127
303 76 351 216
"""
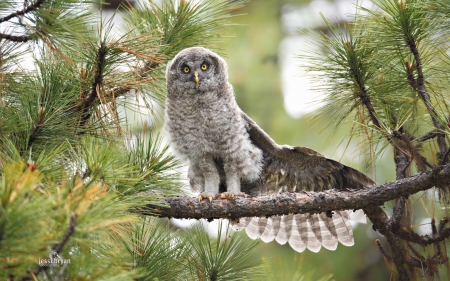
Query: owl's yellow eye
183 66 190 73
201 64 208 71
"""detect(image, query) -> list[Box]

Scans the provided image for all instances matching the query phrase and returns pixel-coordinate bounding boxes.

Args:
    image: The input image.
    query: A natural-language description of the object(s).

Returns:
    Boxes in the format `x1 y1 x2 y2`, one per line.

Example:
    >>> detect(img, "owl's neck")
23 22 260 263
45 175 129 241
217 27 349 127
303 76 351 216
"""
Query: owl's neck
168 83 235 108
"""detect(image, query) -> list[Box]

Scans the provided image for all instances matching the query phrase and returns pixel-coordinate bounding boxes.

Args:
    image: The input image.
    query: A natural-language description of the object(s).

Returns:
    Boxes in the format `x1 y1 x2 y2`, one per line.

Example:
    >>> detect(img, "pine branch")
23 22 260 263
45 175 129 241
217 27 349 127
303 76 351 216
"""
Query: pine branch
27 107 45 148
384 197 409 280
387 121 411 279
21 213 77 281
74 50 160 129
144 163 450 220
52 213 77 255
0 0 44 23
358 82 381 129
106 61 160 99
416 131 437 142
407 40 448 160
392 218 450 247
75 42 108 128
0 33 30 42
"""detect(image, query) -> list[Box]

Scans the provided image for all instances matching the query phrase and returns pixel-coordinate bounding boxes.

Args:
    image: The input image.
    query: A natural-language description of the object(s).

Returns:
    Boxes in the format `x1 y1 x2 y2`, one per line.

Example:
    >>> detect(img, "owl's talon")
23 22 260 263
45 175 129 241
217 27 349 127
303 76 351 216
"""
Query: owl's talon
220 192 248 199
198 192 217 202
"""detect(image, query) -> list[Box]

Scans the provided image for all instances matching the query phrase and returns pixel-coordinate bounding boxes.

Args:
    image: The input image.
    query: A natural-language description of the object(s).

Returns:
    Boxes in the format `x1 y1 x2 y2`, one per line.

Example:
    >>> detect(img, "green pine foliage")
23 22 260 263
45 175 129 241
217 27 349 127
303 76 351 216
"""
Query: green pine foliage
182 222 263 281
303 0 450 161
0 0 265 280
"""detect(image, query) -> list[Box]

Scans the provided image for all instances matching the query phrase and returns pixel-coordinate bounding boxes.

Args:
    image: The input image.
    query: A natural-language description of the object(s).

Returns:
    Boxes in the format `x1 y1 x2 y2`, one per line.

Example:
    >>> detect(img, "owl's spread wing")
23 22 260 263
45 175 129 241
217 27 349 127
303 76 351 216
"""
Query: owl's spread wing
241 112 375 195
236 112 374 252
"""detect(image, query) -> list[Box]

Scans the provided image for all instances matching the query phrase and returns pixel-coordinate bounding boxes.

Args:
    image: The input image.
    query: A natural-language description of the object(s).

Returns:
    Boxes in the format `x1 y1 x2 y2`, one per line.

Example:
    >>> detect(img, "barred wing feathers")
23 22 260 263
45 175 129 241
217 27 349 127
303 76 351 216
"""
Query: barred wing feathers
236 112 375 253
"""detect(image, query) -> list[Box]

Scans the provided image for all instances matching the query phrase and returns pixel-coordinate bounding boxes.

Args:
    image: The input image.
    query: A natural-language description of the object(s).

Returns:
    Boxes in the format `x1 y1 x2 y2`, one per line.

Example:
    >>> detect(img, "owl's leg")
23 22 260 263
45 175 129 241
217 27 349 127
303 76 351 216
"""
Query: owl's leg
221 162 247 199
197 156 220 202
188 163 204 192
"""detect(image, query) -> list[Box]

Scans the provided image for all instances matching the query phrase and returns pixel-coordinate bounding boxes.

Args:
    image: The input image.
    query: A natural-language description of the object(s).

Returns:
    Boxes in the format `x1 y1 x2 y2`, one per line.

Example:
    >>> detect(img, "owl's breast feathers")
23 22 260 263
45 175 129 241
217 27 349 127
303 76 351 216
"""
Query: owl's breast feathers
165 86 255 158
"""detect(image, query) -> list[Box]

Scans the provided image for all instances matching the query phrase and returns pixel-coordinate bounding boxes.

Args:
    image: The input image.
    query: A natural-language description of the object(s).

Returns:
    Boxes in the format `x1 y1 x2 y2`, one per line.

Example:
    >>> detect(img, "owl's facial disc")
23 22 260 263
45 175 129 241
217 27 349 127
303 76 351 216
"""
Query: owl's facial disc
177 58 214 87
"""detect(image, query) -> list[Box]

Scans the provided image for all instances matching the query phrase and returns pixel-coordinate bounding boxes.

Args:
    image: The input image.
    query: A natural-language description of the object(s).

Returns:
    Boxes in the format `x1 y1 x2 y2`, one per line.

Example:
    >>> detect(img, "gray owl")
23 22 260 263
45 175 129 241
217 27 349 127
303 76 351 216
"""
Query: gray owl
164 47 375 253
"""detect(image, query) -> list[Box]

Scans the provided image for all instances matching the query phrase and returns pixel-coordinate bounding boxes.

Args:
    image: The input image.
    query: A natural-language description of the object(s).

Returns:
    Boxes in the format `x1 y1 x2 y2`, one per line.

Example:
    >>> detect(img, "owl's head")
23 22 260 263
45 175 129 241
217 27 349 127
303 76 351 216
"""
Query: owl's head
166 47 229 95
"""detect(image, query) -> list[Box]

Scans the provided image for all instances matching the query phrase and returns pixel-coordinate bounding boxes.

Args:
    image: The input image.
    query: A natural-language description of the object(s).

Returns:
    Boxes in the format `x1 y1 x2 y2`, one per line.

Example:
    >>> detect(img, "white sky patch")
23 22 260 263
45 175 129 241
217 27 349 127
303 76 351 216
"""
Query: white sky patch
279 0 373 118
279 35 325 118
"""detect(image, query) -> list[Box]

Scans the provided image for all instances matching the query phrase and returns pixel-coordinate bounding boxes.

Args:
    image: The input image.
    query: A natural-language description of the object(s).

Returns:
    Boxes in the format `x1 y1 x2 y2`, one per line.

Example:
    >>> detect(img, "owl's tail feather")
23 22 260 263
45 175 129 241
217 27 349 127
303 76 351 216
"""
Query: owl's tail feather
232 210 360 253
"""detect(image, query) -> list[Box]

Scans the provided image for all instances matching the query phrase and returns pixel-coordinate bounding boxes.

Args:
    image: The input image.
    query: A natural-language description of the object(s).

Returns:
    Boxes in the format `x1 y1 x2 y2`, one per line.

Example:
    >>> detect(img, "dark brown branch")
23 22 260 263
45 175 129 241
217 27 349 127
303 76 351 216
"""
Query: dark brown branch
75 42 108 128
52 213 77 255
21 213 77 281
104 61 161 99
365 205 410 280
407 41 448 160
344 40 381 130
0 0 44 23
415 131 437 143
144 164 450 220
74 55 160 129
386 131 411 280
388 196 406 230
393 220 450 247
391 129 433 171
358 85 382 129
405 61 418 90
27 107 45 148
441 147 450 165
0 32 30 42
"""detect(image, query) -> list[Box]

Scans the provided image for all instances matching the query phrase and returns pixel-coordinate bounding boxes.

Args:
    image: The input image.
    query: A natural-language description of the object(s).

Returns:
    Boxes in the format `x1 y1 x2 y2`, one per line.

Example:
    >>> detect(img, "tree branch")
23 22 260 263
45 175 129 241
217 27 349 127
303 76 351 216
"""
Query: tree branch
75 42 108 128
74 55 160 130
393 219 450 247
21 213 77 281
143 164 450 220
0 33 30 42
359 85 382 129
415 131 437 142
407 41 448 160
0 0 44 23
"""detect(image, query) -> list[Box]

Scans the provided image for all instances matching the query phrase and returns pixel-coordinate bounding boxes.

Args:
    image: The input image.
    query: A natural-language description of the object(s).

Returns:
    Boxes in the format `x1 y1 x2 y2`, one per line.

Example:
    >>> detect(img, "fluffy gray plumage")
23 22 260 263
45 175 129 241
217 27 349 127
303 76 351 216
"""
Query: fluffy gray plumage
164 47 375 253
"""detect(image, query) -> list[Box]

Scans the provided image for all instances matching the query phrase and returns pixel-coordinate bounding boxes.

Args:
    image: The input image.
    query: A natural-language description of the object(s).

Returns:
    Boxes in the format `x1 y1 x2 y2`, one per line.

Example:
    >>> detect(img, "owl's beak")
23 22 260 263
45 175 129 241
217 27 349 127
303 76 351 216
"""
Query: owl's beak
194 71 199 84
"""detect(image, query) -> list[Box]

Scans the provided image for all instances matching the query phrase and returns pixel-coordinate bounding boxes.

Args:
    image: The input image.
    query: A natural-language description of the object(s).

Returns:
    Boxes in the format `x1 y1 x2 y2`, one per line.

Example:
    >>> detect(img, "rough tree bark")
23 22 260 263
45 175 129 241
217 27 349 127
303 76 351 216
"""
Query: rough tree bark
144 163 450 221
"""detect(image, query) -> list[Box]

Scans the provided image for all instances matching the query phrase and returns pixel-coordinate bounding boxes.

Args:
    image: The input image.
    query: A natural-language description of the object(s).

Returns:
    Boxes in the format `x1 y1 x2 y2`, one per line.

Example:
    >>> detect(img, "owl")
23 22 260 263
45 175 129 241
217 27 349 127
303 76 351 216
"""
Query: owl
164 47 375 253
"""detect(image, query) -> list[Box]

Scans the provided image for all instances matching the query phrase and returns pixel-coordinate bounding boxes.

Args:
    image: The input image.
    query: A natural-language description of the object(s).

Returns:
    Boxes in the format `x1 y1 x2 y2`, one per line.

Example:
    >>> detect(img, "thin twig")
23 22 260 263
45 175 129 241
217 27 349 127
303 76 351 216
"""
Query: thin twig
392 221 450 247
415 131 438 143
0 0 44 23
75 42 108 128
358 78 382 129
407 41 448 159
0 33 30 42
21 213 77 281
